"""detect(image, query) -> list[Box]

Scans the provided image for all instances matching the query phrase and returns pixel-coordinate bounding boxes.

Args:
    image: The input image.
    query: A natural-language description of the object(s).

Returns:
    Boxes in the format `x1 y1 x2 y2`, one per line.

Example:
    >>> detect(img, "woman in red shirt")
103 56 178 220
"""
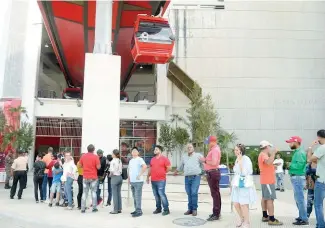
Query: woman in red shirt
47 154 58 198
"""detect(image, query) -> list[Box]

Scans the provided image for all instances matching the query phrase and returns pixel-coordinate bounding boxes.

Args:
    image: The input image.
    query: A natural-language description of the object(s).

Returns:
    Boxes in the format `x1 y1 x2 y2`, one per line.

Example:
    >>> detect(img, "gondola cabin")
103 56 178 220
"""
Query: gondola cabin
62 87 82 99
131 15 175 64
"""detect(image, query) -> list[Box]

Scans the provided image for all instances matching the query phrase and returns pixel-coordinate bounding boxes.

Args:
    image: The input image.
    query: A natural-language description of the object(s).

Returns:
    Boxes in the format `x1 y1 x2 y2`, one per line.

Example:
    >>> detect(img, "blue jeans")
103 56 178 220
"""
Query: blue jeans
82 178 98 210
131 182 144 213
64 177 74 207
41 174 48 200
151 180 169 211
96 179 102 202
307 189 314 218
185 175 201 211
315 181 325 228
276 172 284 190
291 176 308 222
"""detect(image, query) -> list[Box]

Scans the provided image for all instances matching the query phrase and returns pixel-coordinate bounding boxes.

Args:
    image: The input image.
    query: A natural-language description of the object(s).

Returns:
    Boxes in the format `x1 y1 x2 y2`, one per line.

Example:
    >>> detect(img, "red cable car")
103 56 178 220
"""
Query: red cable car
131 15 175 64
62 87 83 99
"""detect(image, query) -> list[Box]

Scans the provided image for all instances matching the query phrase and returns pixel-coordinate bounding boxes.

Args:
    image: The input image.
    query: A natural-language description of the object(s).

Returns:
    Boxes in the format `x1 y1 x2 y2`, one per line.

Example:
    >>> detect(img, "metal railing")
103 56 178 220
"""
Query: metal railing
37 89 58 98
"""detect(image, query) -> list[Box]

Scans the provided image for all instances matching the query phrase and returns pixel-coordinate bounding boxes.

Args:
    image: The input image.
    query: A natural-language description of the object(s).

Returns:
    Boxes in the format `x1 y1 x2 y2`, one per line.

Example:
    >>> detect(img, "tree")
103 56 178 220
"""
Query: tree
0 111 5 134
0 106 34 152
158 122 174 157
218 129 238 167
158 120 190 167
185 82 237 161
172 126 190 167
186 82 220 149
170 114 186 128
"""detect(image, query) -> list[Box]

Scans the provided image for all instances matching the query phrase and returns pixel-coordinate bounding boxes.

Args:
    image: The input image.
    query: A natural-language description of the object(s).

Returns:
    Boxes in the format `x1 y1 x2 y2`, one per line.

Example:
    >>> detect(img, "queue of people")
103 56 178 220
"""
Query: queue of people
4 129 325 227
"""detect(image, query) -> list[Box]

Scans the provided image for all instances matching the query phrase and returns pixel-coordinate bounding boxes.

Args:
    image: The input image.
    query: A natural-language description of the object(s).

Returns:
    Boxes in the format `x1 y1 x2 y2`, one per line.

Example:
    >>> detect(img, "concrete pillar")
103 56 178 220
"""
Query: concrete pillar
20 0 42 168
93 0 113 54
0 0 12 99
81 54 121 156
156 64 168 106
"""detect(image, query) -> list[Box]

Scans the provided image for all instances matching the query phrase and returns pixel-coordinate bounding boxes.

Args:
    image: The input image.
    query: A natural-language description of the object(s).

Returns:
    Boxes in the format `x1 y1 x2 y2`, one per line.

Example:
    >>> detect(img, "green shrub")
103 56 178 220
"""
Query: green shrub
245 146 293 174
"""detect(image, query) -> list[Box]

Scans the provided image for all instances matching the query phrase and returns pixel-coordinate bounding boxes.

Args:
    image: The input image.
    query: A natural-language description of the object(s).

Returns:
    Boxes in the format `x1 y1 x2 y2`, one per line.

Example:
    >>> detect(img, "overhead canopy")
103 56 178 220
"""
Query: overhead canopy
38 0 170 89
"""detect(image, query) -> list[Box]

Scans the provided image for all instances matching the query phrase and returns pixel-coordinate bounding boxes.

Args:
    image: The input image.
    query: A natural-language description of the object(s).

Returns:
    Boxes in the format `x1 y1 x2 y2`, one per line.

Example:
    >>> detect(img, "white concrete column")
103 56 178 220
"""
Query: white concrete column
81 54 121 156
20 0 42 168
156 64 168 106
94 0 113 54
0 0 12 99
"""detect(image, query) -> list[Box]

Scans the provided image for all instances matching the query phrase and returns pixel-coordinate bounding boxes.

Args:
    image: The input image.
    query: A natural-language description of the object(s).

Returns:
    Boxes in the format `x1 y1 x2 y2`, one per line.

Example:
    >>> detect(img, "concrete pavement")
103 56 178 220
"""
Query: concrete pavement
0 174 318 228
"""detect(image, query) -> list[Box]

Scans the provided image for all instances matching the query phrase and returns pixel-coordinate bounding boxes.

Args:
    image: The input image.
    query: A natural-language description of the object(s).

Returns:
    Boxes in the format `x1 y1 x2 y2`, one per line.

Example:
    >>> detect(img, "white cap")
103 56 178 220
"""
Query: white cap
260 140 273 148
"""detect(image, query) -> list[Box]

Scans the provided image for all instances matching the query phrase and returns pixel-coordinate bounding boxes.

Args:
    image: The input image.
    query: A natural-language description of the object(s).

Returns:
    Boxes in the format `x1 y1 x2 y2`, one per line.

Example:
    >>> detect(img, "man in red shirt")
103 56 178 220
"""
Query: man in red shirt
147 145 171 216
79 144 100 213
200 136 221 221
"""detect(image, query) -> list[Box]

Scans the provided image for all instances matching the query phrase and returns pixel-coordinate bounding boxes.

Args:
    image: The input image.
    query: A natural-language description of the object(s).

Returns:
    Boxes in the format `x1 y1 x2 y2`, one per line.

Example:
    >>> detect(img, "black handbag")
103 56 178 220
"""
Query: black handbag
121 168 128 180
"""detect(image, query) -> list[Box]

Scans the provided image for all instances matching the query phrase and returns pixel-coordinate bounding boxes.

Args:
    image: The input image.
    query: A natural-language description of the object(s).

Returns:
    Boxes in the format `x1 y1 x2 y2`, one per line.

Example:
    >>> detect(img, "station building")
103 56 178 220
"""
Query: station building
0 0 324 169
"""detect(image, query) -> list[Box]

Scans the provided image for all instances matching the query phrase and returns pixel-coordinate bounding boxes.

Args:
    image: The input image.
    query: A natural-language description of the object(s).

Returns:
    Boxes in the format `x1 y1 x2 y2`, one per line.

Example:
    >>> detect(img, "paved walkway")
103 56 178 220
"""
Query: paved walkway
0 174 317 228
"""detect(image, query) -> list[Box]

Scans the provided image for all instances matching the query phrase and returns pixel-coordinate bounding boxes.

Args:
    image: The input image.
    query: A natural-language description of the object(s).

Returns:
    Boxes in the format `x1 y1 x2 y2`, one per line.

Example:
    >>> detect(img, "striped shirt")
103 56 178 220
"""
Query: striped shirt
177 152 204 176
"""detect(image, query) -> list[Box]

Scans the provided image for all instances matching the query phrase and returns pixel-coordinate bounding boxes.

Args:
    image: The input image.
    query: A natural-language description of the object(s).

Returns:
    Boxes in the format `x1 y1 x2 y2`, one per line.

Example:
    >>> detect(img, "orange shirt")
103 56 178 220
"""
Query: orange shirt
204 145 221 170
258 152 275 184
42 153 52 174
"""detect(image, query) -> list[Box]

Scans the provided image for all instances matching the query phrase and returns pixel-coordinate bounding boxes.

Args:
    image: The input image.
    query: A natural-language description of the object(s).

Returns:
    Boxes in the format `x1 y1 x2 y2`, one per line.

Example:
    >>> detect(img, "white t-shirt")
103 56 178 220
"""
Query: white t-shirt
273 158 284 173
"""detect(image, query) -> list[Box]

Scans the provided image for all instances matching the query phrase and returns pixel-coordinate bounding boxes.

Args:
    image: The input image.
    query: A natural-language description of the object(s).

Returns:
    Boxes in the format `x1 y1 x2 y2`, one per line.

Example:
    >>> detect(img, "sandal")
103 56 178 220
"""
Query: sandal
236 218 244 227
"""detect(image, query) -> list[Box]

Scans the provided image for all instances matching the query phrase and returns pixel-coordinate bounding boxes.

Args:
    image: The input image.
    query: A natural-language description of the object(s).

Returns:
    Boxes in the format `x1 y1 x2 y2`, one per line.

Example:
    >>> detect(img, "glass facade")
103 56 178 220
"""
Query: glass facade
119 120 157 164
35 118 157 164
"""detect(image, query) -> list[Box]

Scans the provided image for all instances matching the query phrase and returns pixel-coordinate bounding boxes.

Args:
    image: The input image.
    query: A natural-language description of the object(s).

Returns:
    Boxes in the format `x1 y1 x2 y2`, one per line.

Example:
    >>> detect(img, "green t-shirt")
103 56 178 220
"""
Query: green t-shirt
289 147 307 176
314 145 325 183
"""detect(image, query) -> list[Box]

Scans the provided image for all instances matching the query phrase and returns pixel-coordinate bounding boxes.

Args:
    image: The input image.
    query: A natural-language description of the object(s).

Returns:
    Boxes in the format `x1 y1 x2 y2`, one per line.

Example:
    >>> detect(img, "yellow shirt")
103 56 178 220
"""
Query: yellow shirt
77 162 83 176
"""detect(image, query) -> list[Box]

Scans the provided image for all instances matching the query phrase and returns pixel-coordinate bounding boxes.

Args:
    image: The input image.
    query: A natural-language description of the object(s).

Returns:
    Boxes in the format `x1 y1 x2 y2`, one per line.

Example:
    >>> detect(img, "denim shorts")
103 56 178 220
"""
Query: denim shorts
51 182 61 193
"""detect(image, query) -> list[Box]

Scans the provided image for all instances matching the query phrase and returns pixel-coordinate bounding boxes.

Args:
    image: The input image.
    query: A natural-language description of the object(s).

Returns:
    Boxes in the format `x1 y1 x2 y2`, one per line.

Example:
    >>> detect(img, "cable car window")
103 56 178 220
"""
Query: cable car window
137 22 173 44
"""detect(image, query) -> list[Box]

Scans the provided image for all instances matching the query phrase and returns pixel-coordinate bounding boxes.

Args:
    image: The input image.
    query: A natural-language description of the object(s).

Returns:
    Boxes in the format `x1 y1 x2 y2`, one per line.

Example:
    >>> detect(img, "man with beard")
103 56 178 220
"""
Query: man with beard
286 136 308 225
307 129 325 228
96 149 107 205
147 145 171 216
121 142 131 165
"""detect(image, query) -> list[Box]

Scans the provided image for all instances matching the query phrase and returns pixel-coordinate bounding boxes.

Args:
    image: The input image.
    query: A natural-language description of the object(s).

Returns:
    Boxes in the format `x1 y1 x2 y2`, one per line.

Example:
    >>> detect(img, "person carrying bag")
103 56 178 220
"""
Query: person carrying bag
231 144 257 228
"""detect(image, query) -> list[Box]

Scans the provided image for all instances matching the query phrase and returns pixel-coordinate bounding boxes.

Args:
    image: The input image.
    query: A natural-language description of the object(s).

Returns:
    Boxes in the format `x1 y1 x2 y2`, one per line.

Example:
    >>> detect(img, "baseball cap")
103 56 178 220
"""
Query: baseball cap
204 136 217 144
285 136 302 143
259 140 273 148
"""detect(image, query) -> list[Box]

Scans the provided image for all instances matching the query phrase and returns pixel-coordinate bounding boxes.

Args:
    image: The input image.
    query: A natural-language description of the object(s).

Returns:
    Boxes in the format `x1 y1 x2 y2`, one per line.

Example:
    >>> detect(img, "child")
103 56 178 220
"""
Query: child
33 154 46 203
49 162 63 207
306 161 317 218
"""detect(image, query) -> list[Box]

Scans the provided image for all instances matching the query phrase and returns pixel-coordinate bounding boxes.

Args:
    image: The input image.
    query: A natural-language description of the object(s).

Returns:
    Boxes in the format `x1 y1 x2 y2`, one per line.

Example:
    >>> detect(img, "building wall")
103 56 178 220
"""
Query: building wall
0 0 30 99
169 1 325 149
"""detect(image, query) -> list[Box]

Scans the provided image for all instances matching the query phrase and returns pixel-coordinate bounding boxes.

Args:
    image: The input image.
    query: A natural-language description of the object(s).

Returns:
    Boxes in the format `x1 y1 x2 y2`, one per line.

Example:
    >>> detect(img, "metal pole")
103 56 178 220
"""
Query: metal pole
94 0 112 54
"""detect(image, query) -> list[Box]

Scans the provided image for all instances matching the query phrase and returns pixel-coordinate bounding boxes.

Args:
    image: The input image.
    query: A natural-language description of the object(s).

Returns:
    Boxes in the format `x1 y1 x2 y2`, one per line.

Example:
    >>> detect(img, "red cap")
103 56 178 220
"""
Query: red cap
285 136 302 143
204 136 217 144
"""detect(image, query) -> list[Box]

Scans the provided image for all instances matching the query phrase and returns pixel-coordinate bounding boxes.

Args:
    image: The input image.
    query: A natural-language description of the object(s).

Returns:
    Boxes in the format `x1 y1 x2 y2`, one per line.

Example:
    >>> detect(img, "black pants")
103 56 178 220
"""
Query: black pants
23 171 28 189
48 177 53 198
33 176 43 201
107 176 112 204
10 171 27 198
77 175 83 208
